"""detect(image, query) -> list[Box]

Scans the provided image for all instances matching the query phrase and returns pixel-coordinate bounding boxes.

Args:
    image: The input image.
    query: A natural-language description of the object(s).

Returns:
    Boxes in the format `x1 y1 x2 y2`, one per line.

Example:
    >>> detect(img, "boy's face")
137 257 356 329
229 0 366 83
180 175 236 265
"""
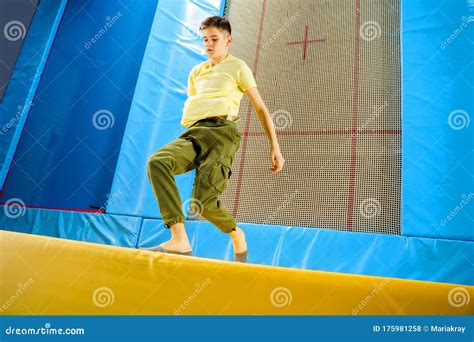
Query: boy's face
201 26 232 58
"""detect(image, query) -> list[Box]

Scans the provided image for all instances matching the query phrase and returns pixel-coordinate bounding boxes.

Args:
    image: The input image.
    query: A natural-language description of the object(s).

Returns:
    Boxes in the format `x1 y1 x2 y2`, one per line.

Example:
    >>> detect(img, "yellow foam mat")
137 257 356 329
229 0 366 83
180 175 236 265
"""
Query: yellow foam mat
0 231 472 315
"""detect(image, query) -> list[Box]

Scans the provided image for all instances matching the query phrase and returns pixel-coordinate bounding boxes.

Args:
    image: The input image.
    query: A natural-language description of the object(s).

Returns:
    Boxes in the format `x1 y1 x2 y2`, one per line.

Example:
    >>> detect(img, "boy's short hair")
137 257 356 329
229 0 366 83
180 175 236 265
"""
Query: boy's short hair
200 16 232 35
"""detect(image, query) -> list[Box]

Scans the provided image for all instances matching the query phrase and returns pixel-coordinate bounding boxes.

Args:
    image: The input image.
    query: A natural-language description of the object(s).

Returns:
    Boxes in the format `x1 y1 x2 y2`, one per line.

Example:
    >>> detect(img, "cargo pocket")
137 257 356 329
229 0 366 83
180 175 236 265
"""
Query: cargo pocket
202 159 232 194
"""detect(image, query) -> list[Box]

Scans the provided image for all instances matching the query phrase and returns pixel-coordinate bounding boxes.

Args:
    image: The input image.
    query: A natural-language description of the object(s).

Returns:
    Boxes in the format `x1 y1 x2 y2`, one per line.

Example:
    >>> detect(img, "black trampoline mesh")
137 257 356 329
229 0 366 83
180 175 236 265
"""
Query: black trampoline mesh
190 0 401 235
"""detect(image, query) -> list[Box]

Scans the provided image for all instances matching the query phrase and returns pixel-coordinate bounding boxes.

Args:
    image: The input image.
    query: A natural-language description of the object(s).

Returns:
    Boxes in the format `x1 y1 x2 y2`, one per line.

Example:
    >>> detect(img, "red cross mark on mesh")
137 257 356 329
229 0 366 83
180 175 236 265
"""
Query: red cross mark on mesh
286 25 326 61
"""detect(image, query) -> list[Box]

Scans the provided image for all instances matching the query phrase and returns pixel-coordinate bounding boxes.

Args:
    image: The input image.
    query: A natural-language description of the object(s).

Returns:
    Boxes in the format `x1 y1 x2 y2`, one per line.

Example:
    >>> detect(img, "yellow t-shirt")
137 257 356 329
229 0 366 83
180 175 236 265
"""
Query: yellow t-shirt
181 53 257 127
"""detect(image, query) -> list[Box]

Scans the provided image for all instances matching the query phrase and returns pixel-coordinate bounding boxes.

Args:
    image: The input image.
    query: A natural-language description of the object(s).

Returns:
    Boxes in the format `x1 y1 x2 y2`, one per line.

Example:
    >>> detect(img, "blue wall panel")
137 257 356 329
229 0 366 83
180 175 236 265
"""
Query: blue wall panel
0 206 142 247
0 0 66 191
0 0 158 211
401 0 474 240
107 0 226 218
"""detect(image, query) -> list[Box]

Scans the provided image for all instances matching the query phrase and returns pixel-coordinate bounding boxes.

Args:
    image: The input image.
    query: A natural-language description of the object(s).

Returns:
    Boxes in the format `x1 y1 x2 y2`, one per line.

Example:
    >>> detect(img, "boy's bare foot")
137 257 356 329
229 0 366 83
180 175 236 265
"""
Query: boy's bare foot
158 222 192 252
230 226 247 254
158 239 192 252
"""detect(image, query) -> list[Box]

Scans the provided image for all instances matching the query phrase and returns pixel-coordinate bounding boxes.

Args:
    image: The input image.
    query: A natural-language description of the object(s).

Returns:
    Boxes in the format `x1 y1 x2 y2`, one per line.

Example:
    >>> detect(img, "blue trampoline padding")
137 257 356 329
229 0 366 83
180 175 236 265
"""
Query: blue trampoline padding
1 0 158 210
0 0 66 190
401 0 474 241
0 207 142 248
107 0 226 218
138 219 474 286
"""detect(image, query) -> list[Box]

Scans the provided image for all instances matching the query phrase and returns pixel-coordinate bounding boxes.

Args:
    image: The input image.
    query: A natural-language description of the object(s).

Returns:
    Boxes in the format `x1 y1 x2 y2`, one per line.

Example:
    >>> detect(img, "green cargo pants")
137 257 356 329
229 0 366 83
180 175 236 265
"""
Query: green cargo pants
147 116 241 233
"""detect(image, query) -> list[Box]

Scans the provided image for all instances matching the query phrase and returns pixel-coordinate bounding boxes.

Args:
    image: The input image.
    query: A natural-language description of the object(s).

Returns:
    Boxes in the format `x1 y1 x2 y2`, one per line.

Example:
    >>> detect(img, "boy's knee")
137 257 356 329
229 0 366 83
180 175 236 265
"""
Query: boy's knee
191 189 219 209
147 153 172 172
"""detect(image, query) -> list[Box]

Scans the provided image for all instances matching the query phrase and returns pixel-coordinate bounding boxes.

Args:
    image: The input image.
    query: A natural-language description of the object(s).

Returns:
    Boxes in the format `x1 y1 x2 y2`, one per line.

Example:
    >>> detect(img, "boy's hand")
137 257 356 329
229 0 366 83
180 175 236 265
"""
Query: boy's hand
270 145 285 173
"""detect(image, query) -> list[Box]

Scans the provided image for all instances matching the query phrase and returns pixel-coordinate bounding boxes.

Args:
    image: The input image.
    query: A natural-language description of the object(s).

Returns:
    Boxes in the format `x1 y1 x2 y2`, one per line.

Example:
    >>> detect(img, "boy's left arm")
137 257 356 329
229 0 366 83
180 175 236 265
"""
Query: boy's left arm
244 87 285 174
